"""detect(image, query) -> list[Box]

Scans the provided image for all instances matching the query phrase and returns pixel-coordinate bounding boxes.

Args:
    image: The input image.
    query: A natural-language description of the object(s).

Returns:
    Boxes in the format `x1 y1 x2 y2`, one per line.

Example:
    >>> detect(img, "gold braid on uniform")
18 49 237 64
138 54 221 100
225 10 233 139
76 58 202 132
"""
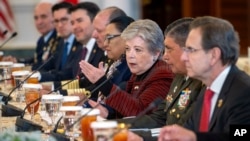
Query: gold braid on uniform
67 89 91 98
50 36 60 54
61 79 80 89
61 79 91 97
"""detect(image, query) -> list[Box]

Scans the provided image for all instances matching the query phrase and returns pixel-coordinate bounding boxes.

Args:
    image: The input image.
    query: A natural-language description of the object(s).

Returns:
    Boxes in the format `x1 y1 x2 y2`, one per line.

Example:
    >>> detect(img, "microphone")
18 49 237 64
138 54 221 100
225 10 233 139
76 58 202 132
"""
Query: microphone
0 78 13 101
2 30 8 36
2 55 55 117
110 98 163 138
0 32 17 49
15 77 80 132
128 98 162 125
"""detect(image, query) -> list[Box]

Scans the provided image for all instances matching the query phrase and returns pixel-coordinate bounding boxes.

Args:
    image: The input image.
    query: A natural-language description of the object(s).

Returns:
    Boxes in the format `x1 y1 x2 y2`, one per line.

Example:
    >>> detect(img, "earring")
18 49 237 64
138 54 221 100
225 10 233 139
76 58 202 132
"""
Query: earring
153 56 157 62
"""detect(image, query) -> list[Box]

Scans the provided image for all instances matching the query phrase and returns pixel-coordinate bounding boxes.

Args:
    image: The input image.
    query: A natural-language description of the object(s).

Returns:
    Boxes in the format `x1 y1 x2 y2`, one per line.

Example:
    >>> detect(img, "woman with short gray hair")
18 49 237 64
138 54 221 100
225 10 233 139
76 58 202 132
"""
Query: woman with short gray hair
80 19 173 119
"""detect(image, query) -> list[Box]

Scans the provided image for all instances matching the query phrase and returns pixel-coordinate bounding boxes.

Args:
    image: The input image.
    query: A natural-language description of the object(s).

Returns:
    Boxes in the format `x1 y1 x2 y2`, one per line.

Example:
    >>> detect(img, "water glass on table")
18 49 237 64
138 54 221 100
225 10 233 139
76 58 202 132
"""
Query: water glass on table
23 83 42 120
12 70 30 102
60 106 82 141
42 94 63 128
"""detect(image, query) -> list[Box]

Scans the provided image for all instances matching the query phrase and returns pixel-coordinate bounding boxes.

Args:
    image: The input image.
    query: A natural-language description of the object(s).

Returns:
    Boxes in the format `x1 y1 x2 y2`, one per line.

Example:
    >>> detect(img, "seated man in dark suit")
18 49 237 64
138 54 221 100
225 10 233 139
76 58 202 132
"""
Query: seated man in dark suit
158 16 250 141
38 1 78 82
49 6 127 97
40 2 104 95
2 2 59 70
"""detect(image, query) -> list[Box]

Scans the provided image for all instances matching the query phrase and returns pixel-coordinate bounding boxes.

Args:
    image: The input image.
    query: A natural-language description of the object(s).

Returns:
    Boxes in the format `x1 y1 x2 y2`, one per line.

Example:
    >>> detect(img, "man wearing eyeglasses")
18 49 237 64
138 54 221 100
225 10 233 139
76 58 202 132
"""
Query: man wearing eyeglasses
158 16 250 141
40 2 105 95
38 2 83 82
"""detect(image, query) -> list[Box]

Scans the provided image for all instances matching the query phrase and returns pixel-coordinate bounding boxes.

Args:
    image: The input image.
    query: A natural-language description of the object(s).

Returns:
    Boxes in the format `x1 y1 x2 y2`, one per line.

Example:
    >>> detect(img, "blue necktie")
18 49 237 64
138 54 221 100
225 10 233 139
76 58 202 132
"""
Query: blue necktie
60 42 68 69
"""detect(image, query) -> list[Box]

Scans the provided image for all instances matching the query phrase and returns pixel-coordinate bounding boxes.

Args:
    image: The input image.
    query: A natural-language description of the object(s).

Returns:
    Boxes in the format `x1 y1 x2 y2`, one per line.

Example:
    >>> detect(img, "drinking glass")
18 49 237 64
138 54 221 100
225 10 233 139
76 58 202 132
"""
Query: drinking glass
42 94 63 128
90 121 118 141
23 83 42 120
12 70 30 102
113 123 129 141
10 63 25 87
62 96 80 106
0 61 13 90
27 72 39 84
81 108 100 141
60 106 82 141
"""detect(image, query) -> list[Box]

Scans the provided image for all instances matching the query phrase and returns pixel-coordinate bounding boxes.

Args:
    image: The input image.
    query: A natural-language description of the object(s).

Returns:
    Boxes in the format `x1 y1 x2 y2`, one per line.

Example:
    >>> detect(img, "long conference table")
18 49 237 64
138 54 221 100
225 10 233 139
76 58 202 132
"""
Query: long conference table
0 57 250 140
0 84 53 140
0 81 81 140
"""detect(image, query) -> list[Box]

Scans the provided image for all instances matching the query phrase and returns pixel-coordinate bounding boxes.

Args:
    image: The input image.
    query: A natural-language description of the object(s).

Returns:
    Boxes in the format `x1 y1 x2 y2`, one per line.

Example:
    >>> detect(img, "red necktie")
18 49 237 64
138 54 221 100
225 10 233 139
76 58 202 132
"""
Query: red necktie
199 88 214 132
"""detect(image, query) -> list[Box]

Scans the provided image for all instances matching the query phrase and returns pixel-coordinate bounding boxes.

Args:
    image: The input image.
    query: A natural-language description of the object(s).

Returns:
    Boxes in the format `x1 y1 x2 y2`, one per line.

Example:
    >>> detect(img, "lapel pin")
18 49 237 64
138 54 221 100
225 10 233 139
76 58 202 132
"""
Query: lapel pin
72 46 76 52
217 99 223 108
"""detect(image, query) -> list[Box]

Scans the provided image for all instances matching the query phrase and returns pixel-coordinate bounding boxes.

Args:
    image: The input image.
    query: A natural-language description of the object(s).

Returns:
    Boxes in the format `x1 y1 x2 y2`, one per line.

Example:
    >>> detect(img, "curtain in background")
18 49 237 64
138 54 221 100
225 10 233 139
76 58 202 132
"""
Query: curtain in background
0 0 16 40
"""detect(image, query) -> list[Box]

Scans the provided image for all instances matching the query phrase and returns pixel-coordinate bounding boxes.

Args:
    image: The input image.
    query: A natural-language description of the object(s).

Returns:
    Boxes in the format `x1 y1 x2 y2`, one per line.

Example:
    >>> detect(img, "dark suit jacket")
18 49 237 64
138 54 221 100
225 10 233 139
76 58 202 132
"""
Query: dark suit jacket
75 42 105 77
184 65 250 141
31 29 59 70
76 42 105 87
39 38 83 82
52 42 105 88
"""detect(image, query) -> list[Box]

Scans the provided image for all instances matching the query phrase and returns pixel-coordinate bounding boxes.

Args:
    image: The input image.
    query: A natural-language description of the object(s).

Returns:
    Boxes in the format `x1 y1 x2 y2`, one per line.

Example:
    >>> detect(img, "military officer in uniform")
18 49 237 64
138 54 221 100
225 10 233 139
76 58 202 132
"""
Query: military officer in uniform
2 2 59 70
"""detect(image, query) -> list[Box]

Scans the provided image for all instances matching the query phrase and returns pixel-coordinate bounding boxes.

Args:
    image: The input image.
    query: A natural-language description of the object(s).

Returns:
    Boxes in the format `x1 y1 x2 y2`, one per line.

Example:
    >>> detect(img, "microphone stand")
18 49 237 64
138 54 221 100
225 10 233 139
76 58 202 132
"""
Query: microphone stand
0 32 17 49
2 55 54 117
1 30 8 36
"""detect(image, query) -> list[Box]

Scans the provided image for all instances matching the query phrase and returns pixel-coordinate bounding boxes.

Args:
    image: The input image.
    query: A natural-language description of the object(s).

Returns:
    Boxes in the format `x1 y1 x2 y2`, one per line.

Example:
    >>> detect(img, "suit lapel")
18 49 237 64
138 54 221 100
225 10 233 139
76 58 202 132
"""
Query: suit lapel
65 39 78 62
208 66 237 130
88 43 98 63
55 39 64 70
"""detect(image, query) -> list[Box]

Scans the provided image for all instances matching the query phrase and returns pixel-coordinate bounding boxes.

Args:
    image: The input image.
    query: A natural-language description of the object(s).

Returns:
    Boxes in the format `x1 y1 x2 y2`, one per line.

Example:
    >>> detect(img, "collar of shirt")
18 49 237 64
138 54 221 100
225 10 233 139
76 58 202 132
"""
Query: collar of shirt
208 65 231 119
210 65 231 95
83 38 96 61
43 30 54 43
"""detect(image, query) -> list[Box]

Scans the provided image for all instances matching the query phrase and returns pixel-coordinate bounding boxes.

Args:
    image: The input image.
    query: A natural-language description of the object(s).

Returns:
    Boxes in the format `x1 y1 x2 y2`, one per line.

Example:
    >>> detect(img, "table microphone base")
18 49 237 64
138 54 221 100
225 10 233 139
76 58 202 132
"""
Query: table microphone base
2 104 23 116
15 116 43 132
50 131 70 141
0 91 12 102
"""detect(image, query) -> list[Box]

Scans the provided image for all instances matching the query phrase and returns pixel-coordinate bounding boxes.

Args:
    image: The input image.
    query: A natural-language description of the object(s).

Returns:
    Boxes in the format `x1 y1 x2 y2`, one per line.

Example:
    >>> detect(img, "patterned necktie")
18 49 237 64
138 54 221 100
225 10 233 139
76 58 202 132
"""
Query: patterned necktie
77 46 88 76
106 60 121 78
81 46 88 60
60 42 68 69
199 88 214 132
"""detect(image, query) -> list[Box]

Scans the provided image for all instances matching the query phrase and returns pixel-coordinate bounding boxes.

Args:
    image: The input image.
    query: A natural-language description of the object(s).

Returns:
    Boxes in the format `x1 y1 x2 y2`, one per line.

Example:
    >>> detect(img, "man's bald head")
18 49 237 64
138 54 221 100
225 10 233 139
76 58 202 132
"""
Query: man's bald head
92 6 126 50
34 2 55 35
